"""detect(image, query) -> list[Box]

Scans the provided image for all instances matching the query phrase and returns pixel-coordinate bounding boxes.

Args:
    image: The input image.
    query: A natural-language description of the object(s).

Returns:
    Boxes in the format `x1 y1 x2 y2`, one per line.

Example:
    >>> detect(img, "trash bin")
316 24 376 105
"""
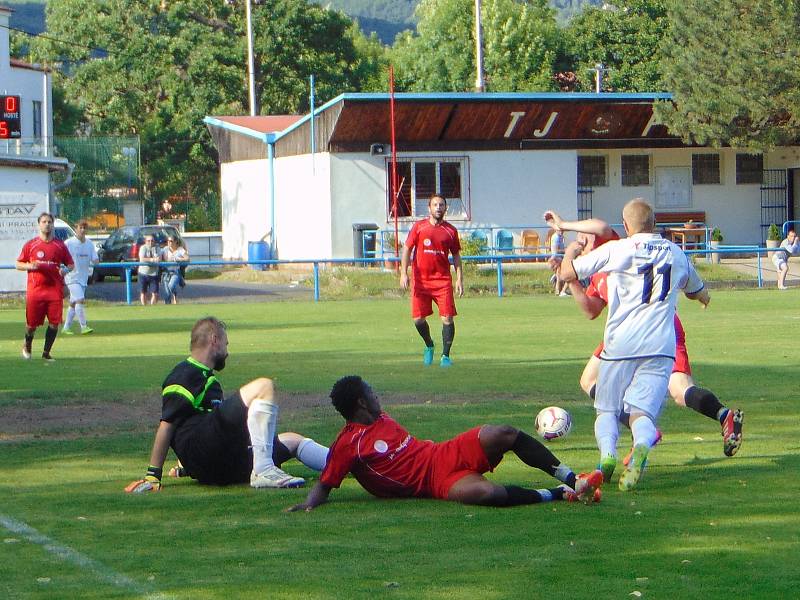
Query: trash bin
248 241 272 271
352 223 379 261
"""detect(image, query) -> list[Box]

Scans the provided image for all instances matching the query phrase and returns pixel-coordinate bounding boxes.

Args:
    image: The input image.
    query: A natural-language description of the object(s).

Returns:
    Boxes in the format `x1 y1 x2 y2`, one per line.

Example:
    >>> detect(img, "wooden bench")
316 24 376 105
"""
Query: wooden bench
654 211 706 226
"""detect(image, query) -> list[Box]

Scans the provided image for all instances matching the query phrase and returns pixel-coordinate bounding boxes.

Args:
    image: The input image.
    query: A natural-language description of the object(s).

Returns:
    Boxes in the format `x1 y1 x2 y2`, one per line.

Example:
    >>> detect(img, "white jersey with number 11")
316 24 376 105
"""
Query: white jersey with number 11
572 232 704 361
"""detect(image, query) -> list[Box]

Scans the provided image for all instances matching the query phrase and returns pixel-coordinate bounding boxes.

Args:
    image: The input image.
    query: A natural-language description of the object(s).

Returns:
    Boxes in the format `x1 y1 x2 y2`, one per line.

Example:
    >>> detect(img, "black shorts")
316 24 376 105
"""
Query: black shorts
173 391 291 485
139 273 159 294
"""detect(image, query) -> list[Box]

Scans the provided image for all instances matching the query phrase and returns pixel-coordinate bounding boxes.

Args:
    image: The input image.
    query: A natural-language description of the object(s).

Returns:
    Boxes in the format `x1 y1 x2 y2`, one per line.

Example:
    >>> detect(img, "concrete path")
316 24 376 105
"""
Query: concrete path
86 277 313 304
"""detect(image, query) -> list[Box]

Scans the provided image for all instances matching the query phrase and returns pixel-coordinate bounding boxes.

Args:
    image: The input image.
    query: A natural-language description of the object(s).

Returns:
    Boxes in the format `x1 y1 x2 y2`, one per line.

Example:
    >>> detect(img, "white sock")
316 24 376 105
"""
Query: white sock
247 399 278 474
76 304 87 328
296 438 330 472
594 411 619 459
64 307 75 329
631 415 658 448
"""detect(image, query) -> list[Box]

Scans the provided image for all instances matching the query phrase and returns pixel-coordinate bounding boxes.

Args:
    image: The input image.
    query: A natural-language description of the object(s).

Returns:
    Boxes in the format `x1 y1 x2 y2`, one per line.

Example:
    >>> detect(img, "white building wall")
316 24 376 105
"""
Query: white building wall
220 159 270 261
326 150 577 258
468 150 577 225
329 153 387 257
576 147 800 245
0 169 50 292
273 153 332 260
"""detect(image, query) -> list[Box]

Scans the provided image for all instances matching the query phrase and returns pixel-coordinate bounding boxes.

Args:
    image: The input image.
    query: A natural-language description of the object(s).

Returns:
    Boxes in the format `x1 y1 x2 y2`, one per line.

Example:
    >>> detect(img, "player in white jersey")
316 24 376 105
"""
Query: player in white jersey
63 221 99 334
559 199 710 491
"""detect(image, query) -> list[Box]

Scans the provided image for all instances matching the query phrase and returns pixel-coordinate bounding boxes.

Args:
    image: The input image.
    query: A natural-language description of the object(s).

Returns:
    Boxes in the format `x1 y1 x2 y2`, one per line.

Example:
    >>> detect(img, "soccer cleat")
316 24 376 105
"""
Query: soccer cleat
562 484 602 504
619 444 649 491
423 346 434 366
250 465 305 489
41 353 56 363
440 355 453 367
62 328 75 335
721 409 744 457
623 429 662 467
80 327 94 335
573 470 603 503
598 456 617 483
22 346 31 360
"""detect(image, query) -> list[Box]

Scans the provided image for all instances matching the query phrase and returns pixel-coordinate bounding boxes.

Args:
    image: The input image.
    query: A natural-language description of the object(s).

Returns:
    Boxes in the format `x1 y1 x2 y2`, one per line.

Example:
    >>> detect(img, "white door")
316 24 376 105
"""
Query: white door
656 167 692 208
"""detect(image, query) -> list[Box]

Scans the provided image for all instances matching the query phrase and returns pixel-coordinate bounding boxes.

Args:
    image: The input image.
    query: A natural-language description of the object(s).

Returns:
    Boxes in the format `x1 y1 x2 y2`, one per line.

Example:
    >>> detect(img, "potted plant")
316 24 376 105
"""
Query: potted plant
709 227 723 263
766 223 782 259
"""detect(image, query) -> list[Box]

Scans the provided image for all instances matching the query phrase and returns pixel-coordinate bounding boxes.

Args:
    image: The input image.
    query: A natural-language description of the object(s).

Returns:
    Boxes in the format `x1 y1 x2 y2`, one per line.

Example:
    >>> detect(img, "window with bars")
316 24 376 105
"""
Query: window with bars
387 158 469 219
578 155 607 187
32 100 42 140
621 155 650 186
736 153 763 184
692 153 721 184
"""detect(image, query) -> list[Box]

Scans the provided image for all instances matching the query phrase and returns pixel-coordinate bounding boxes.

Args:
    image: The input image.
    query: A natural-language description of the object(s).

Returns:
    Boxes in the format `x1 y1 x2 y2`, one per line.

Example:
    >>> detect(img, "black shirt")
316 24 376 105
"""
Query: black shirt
161 357 223 450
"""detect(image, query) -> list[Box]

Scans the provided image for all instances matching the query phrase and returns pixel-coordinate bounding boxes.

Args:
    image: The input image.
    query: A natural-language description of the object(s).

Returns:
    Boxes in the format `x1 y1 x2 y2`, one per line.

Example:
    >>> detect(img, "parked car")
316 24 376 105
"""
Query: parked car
92 224 183 282
53 218 77 242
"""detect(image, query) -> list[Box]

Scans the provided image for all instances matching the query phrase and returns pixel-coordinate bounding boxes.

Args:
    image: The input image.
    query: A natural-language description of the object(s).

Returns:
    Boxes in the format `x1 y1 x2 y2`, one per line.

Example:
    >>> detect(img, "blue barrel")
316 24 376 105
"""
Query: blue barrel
248 241 271 270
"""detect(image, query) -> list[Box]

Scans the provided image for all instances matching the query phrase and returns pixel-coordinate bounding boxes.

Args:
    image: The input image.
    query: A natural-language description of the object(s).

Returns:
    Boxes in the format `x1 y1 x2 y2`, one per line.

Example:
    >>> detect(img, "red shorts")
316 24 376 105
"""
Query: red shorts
425 426 500 500
26 296 63 328
411 279 457 319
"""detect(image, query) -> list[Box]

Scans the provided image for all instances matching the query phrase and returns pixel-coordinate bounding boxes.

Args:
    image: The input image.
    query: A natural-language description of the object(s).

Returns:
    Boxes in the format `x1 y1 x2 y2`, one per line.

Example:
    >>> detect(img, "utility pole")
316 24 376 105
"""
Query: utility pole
590 63 609 93
474 0 485 92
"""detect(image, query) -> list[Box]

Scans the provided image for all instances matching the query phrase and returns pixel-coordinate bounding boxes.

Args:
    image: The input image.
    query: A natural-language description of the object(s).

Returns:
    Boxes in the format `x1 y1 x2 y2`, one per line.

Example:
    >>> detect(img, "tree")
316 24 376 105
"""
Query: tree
391 0 563 92
563 0 669 92
657 0 800 149
27 0 382 223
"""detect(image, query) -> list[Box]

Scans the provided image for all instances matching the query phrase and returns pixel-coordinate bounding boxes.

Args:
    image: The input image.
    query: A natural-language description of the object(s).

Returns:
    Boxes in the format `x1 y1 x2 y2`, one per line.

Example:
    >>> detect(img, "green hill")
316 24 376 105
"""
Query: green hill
9 1 605 46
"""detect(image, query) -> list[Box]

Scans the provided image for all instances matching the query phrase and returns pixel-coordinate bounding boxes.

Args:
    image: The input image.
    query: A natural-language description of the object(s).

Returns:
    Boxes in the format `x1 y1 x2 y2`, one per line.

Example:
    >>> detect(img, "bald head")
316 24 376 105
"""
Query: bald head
622 199 655 235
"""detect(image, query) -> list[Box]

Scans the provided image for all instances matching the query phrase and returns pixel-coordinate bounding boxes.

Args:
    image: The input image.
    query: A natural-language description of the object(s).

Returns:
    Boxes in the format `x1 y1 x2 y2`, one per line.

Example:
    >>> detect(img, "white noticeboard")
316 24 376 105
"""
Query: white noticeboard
655 167 692 209
0 191 48 292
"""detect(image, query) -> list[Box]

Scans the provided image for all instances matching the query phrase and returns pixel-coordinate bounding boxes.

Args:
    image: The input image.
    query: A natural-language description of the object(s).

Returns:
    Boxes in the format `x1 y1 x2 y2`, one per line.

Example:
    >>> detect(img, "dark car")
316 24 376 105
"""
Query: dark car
92 224 183 282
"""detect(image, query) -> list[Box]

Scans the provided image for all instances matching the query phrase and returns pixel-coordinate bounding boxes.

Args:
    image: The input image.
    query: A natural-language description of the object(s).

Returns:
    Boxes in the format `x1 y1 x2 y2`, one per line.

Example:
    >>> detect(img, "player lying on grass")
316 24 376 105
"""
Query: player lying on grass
558 199 711 491
126 317 329 493
286 375 603 512
545 210 744 476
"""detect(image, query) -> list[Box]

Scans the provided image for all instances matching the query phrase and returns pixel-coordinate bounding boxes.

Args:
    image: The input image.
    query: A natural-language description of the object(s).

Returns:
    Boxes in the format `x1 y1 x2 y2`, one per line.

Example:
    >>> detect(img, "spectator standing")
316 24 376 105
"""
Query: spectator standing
161 236 189 304
138 235 160 305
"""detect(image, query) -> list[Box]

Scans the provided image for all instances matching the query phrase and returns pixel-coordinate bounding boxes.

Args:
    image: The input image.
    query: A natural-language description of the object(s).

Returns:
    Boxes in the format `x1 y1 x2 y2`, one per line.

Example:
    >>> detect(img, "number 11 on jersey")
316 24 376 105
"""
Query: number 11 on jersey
638 263 672 304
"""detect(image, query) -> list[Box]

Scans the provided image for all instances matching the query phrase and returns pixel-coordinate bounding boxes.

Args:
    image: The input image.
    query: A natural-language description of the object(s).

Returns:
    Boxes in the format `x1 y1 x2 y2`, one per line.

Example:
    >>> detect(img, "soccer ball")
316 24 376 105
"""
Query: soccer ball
535 406 572 441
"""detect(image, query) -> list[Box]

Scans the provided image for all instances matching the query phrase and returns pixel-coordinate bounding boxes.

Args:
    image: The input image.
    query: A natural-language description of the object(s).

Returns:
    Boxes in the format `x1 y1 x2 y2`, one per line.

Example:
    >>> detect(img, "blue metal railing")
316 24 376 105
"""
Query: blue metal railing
0 246 782 304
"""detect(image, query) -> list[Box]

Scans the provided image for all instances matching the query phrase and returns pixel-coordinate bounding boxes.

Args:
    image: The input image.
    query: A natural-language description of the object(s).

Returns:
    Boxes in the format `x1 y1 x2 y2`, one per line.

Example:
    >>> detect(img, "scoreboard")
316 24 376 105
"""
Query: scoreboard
1 95 22 139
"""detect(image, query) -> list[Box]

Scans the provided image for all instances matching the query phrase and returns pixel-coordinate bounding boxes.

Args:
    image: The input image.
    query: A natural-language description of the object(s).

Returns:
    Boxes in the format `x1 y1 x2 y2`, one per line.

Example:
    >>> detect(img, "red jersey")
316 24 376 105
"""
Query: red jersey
405 219 460 283
17 237 73 300
320 413 436 498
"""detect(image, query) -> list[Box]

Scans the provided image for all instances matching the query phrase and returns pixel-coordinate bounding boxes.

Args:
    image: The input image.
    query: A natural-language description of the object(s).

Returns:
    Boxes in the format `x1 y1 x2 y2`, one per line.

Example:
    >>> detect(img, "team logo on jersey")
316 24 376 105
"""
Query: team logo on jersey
423 239 431 247
36 250 45 259
373 440 388 453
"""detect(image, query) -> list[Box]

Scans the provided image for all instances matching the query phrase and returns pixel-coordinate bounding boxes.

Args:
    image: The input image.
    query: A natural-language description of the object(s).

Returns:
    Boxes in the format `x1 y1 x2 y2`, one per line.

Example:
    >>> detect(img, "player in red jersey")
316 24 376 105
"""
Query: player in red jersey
286 375 604 512
400 195 463 367
15 213 74 362
544 211 743 478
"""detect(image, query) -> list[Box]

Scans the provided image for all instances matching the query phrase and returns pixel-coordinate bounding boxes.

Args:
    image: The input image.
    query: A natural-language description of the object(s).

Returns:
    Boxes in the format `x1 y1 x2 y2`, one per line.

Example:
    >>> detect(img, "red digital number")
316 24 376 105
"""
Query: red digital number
0 121 8 137
5 96 17 113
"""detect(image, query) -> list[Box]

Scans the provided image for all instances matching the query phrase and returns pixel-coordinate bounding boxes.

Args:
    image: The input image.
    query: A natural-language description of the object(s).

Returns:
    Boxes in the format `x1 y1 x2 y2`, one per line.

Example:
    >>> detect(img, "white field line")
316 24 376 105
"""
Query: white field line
0 513 171 599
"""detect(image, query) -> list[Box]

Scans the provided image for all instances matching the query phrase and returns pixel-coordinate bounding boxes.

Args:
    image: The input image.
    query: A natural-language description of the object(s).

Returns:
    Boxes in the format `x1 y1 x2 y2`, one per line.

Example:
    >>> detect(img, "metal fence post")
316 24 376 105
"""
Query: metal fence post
125 267 132 305
313 262 320 301
496 256 504 297
757 251 763 288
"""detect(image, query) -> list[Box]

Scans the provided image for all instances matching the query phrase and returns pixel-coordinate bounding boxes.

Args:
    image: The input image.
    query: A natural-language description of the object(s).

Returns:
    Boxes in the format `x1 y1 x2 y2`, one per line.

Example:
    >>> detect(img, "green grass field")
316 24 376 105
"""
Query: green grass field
1 291 799 599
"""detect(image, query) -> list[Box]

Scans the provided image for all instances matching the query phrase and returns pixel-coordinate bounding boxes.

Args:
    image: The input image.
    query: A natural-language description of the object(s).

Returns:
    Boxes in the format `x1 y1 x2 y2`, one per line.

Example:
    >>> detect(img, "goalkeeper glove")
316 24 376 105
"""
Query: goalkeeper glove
124 465 162 493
